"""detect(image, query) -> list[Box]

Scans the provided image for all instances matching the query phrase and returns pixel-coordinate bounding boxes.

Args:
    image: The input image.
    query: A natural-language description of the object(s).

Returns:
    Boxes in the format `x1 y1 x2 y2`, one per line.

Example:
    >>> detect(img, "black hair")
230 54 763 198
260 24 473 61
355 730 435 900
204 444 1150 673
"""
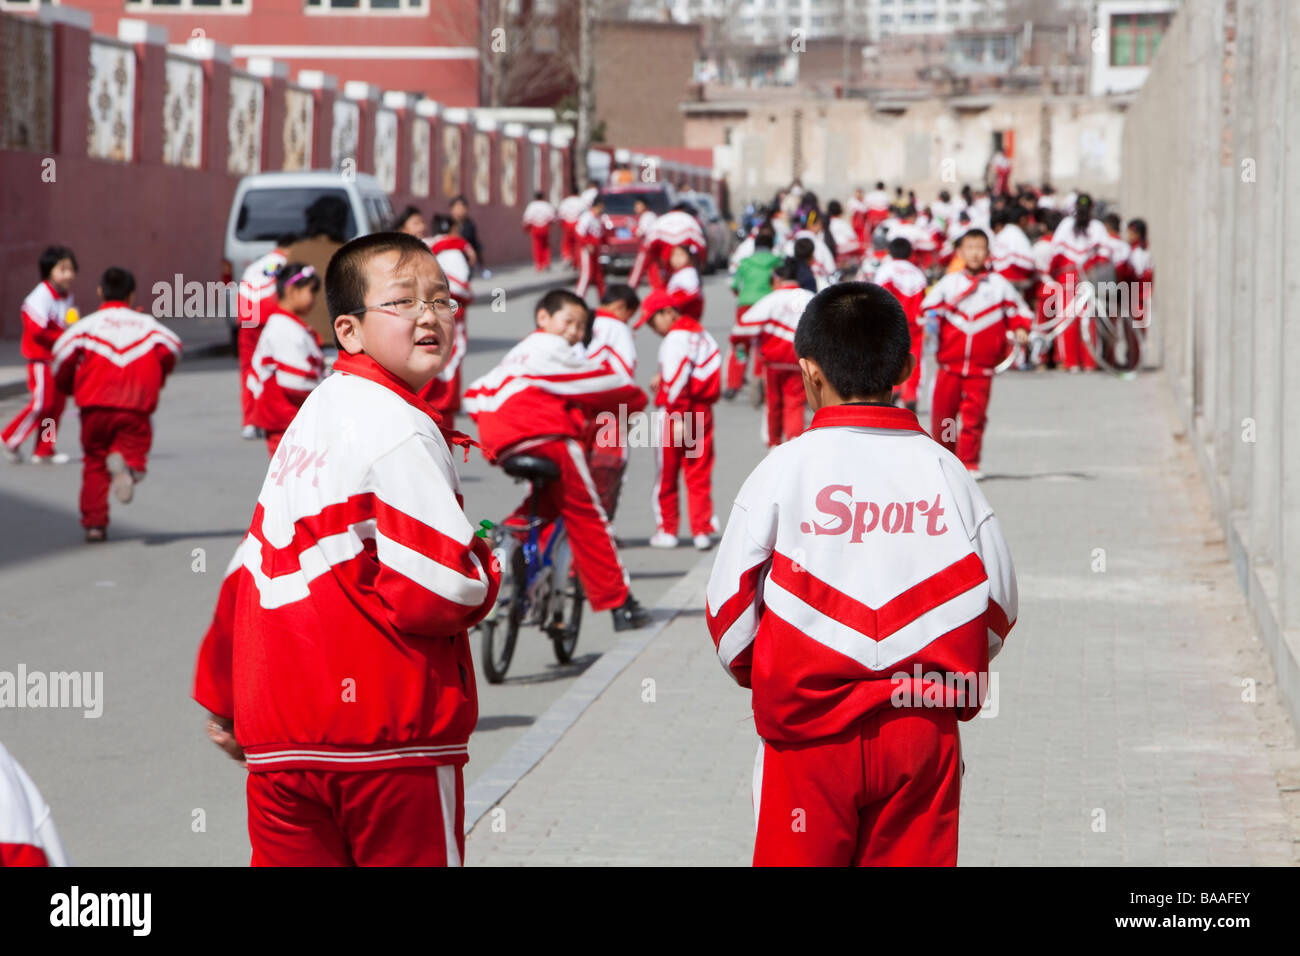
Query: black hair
939 190 951 202
304 194 350 243
450 195 468 208
754 224 776 249
900 205 917 219
794 282 911 399
875 181 885 190
1102 212 1122 232
535 288 586 326
773 257 801 282
324 232 436 323
276 260 323 299
99 266 135 302
1074 192 1094 233
600 283 640 312
672 201 695 216
1042 209 1064 232
1128 218 1147 243
39 245 77 279
827 199 843 217
393 204 424 231
534 191 545 200
429 212 454 236
276 232 300 249
793 237 815 262
888 237 913 260
957 227 989 248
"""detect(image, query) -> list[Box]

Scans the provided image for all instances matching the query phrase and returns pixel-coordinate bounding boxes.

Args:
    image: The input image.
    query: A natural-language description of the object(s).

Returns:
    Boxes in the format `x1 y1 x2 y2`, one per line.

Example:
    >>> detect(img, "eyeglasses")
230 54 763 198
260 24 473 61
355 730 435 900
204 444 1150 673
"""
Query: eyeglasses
349 297 460 319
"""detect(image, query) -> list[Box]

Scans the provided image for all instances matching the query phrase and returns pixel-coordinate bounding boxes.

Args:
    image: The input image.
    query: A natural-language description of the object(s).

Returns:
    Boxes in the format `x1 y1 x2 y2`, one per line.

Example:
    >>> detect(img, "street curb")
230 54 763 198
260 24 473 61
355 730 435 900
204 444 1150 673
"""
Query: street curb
463 552 715 835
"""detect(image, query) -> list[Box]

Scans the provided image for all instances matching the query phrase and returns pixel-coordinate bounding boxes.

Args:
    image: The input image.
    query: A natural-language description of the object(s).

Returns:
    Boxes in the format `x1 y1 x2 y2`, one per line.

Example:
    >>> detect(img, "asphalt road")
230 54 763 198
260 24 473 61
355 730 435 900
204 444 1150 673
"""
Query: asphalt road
0 270 769 865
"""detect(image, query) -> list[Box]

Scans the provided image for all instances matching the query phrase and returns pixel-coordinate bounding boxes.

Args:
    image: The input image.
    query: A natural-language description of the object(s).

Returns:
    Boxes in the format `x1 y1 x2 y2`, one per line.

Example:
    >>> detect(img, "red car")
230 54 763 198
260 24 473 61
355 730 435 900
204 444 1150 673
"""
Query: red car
597 183 678 273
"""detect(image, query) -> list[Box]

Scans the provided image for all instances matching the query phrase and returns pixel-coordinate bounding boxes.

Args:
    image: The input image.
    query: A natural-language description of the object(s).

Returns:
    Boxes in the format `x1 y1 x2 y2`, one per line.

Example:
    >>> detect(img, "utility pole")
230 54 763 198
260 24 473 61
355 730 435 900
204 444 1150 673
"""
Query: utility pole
575 0 595 190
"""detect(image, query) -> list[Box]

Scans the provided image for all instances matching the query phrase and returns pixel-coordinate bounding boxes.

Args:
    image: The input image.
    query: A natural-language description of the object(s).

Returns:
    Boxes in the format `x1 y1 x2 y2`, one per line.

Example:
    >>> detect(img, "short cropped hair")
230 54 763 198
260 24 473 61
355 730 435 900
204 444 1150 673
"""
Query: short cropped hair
535 288 586 326
793 237 815 262
794 282 911 399
888 237 913 260
773 257 801 282
99 267 135 302
754 224 776 249
600 283 640 312
324 231 435 321
39 245 77 279
957 227 989 248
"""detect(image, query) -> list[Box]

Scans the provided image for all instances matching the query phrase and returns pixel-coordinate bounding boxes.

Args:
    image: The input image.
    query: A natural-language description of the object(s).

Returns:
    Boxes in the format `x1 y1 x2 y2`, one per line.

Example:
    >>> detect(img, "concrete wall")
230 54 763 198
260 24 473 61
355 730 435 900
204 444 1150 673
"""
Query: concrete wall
595 20 700 150
714 93 1128 206
1120 0 1300 732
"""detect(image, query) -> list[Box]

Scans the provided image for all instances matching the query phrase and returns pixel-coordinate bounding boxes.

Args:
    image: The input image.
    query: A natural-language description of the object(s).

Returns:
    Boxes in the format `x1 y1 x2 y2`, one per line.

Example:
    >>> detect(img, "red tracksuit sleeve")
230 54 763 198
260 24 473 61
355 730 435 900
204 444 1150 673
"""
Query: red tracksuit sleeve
51 332 81 396
705 484 778 688
193 547 244 720
565 376 649 417
364 434 500 638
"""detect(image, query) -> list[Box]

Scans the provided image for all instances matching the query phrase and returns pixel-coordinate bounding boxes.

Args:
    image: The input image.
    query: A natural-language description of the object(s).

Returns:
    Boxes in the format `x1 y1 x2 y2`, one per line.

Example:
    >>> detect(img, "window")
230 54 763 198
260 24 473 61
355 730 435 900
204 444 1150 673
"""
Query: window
124 0 247 9
306 0 424 11
235 188 358 242
1110 12 1172 66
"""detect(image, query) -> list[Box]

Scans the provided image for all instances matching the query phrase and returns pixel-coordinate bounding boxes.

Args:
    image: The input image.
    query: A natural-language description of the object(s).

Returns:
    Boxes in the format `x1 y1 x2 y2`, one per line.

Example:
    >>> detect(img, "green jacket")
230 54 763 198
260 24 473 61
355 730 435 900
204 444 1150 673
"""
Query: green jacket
730 250 783 307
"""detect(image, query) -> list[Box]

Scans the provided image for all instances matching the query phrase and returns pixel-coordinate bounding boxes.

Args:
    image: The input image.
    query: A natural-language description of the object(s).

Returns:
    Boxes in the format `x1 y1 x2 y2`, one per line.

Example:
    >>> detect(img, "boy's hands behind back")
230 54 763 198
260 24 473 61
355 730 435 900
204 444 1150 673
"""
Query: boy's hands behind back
205 713 247 767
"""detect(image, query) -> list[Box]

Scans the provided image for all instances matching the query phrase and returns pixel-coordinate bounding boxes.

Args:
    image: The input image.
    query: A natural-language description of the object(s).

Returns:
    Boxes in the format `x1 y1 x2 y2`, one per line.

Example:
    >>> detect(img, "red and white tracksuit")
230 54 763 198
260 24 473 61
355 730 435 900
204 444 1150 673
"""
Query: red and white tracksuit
666 264 704 320
575 209 606 298
246 306 325 455
782 229 837 287
628 209 661 289
2 281 73 458
50 302 182 529
731 283 814 446
991 223 1035 287
422 236 475 421
236 251 286 428
582 310 638 520
193 351 498 866
921 270 1032 470
630 211 706 290
1123 242 1153 327
874 257 929 405
1049 217 1113 370
463 331 648 611
864 189 891 233
0 741 69 866
558 195 586 265
705 403 1019 866
652 316 721 537
847 195 869 242
828 216 864 271
522 199 557 272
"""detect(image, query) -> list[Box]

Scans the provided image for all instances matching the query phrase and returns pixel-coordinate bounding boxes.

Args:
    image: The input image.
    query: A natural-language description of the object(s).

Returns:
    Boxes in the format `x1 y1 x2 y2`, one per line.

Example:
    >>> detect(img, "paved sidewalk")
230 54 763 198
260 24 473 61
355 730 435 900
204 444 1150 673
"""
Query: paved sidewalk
466 368 1300 865
0 261 575 399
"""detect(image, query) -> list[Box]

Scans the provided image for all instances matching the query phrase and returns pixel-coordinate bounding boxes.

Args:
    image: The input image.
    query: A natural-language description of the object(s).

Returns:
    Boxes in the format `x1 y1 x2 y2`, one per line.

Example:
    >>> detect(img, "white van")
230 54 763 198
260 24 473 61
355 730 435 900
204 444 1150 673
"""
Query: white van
221 171 394 329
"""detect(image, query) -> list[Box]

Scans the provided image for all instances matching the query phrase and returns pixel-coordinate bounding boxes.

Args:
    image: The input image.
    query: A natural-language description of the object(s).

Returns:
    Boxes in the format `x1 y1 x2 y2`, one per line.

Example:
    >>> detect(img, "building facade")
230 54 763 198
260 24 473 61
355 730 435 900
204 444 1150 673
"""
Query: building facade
1090 0 1177 96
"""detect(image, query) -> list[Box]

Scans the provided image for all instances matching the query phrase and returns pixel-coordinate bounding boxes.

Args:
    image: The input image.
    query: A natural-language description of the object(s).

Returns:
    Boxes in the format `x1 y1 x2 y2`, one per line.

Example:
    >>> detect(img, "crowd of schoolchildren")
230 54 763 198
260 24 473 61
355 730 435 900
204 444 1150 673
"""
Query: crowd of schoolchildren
4 169 1147 869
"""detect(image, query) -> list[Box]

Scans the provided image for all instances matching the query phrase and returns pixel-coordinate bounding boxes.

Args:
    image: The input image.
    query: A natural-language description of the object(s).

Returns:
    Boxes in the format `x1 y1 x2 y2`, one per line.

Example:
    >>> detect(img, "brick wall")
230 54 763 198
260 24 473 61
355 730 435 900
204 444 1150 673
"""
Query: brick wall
595 20 700 150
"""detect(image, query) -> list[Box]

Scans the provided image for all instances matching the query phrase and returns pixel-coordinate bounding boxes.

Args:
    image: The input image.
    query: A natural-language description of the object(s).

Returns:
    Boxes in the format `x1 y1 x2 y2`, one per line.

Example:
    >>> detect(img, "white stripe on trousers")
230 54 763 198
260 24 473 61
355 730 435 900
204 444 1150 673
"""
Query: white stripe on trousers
5 362 46 450
651 411 665 533
576 247 593 296
629 248 648 288
752 739 765 830
437 764 462 867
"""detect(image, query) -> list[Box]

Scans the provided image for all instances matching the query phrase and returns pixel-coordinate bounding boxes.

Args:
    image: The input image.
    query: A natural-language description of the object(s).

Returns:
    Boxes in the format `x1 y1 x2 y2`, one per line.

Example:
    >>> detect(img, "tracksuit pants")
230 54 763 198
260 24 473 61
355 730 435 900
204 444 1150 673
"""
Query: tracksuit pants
931 368 992 470
1055 309 1098 371
79 407 152 529
576 244 605 299
237 325 263 428
752 708 961 867
507 438 629 612
629 249 665 291
652 405 715 537
529 225 552 271
246 764 464 866
2 361 65 456
586 442 628 524
725 309 752 392
560 223 577 265
764 366 806 446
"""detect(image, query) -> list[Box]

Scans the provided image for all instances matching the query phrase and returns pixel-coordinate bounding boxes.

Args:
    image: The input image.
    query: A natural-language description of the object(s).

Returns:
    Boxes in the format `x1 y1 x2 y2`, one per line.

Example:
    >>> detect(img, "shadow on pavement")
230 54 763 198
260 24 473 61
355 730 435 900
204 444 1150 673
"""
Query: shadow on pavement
980 471 1095 482
497 652 599 685
474 714 536 732
140 528 248 546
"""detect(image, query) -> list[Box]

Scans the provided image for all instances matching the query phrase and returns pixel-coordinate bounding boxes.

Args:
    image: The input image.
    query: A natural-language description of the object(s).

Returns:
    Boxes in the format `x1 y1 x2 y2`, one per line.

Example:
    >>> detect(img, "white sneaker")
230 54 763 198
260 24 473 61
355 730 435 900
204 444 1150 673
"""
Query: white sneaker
967 468 986 481
240 424 262 440
649 531 679 549
107 452 135 503
693 534 714 551
30 452 70 465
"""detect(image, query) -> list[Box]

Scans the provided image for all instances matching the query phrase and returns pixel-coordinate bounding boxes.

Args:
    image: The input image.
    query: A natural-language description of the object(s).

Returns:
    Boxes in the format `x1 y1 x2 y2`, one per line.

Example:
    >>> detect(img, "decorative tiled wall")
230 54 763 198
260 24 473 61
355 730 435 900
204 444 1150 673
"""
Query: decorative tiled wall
500 138 517 207
0 17 53 152
283 87 313 171
410 117 430 198
373 108 397 193
441 124 461 198
227 73 264 175
331 98 359 173
87 40 135 162
162 56 203 169
472 132 491 204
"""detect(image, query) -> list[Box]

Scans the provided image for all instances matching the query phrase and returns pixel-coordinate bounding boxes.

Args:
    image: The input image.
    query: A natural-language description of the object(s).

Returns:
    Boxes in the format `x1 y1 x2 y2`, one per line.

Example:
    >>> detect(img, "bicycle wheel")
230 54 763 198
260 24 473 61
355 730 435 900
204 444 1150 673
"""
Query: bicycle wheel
545 530 584 664
479 545 525 684
1082 309 1142 374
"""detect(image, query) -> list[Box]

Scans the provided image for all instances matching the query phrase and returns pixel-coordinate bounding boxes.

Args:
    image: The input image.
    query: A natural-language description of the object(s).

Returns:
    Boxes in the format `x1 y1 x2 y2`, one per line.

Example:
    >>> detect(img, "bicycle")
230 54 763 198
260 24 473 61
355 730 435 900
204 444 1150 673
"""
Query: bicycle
474 453 584 684
993 269 1143 376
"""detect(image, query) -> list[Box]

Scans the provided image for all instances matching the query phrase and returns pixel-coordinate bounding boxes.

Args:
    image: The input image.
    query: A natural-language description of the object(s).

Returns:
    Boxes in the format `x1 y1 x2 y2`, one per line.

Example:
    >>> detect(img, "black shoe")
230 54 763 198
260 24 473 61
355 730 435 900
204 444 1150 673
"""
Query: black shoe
611 595 652 631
